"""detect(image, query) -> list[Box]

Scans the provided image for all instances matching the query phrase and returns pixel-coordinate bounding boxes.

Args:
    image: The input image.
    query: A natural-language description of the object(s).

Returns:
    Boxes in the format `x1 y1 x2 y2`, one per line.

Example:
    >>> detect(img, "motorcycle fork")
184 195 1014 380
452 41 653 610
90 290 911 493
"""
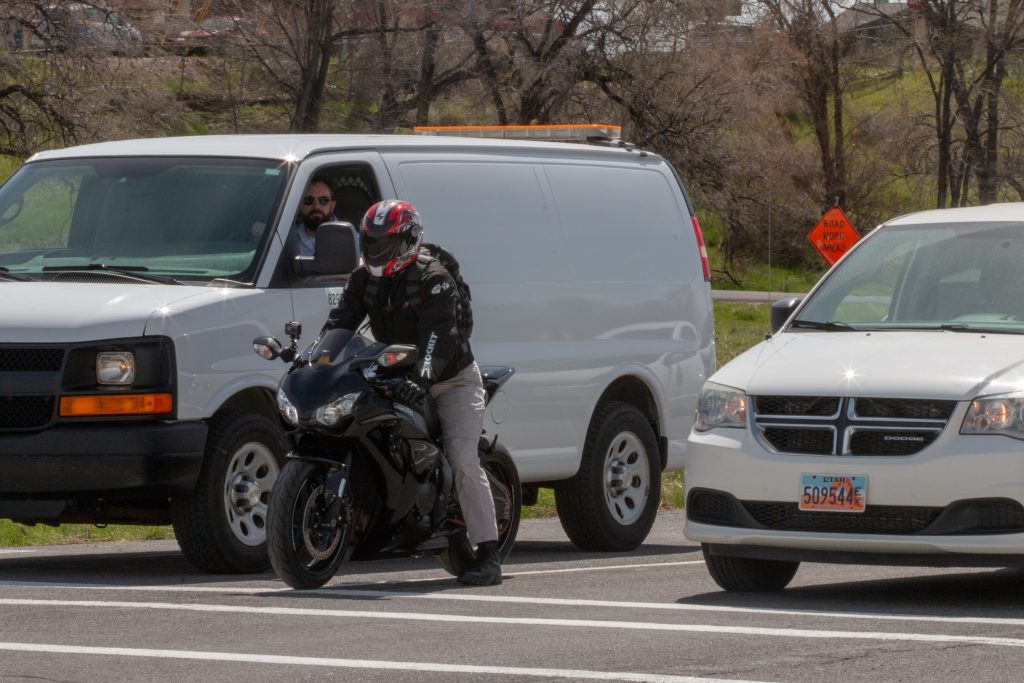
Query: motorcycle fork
322 453 353 524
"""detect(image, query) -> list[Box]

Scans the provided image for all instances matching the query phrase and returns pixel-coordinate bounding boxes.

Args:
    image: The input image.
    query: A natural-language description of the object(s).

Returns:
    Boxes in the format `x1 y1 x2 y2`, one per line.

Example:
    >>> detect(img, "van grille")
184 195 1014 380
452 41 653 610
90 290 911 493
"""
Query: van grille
0 396 56 429
0 349 64 372
754 396 954 456
0 345 65 431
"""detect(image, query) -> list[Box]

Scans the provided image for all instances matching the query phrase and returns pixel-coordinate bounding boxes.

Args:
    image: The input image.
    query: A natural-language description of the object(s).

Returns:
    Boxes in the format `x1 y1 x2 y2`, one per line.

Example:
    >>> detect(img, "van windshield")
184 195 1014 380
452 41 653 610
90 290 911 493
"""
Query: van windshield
0 157 290 283
796 221 1024 333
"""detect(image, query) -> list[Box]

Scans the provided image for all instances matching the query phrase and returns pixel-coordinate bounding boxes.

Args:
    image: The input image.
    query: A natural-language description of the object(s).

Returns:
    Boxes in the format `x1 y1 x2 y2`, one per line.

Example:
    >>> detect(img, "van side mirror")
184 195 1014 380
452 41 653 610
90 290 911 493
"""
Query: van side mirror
770 297 802 334
295 221 360 278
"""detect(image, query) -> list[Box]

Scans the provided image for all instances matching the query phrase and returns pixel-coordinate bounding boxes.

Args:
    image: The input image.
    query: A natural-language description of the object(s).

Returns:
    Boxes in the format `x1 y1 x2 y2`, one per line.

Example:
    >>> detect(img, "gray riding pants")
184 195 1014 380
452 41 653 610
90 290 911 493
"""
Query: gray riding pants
429 362 499 545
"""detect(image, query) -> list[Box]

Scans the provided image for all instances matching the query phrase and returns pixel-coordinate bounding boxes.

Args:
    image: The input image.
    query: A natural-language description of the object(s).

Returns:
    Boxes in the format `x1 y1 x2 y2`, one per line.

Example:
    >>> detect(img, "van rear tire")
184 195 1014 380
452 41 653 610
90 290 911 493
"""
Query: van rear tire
171 410 286 574
555 402 660 551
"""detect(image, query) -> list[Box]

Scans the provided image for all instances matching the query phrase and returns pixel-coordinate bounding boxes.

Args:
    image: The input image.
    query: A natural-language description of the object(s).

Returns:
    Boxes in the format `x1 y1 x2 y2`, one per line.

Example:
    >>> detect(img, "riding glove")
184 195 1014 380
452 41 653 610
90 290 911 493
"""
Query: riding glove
394 379 427 406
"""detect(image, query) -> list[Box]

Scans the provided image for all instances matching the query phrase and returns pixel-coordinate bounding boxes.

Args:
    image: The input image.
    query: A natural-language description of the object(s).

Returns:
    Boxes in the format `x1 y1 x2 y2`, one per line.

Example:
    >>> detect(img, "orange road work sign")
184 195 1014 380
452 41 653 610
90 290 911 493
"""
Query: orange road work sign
808 207 859 265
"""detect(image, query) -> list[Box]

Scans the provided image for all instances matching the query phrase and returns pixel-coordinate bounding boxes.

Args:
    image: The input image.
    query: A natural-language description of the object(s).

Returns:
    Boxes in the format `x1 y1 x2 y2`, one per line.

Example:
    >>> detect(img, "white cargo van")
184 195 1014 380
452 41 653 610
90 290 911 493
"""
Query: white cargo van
0 133 714 573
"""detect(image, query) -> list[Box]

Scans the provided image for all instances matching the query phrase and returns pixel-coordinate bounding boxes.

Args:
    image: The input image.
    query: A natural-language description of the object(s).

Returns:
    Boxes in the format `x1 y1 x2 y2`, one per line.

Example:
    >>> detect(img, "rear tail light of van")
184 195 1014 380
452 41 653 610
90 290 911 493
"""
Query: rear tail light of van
692 215 711 282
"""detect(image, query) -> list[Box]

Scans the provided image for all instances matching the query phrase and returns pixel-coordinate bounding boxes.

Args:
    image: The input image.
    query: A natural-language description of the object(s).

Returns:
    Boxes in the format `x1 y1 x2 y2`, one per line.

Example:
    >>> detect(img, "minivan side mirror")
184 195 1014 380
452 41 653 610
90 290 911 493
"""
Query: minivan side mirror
295 221 360 277
770 297 802 334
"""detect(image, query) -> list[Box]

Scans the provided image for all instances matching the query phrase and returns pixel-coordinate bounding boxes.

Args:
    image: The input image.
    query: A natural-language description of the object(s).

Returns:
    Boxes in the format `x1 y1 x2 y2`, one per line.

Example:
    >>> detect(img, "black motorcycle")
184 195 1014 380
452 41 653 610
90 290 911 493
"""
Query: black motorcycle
253 322 521 589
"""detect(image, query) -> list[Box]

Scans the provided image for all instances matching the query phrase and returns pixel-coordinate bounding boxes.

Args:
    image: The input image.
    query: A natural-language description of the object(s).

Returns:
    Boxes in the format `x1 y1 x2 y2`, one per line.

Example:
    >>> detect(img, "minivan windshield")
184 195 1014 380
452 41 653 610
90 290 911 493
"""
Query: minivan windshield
796 221 1024 333
0 157 290 283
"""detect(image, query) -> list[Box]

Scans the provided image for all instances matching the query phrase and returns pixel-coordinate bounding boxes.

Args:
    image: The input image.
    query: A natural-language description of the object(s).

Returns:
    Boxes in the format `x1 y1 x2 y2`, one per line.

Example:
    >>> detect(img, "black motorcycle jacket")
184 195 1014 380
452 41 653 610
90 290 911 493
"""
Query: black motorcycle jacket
324 259 473 386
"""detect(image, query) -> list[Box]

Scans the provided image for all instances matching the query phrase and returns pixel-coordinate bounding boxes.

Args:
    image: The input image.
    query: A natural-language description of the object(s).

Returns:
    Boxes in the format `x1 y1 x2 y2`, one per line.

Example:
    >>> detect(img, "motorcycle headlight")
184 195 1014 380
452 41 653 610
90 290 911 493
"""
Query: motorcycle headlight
961 393 1024 440
277 386 299 425
695 382 747 431
316 391 362 427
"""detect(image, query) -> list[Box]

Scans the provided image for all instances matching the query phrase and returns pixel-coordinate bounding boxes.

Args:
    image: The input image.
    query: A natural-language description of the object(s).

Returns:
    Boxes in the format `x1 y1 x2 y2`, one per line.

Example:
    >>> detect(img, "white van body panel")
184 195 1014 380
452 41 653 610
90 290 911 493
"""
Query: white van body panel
382 147 712 481
0 283 207 343
143 287 293 421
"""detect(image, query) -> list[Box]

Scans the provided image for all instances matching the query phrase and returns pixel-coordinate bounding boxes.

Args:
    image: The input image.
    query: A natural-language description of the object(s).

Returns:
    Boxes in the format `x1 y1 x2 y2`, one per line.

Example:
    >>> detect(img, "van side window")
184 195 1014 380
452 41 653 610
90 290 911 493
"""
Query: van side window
275 164 379 288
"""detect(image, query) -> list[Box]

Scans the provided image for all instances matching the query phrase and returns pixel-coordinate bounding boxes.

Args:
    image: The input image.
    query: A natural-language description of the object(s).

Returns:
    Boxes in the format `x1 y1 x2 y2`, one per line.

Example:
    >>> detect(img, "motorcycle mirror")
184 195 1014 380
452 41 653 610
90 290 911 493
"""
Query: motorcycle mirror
253 336 283 360
378 345 418 368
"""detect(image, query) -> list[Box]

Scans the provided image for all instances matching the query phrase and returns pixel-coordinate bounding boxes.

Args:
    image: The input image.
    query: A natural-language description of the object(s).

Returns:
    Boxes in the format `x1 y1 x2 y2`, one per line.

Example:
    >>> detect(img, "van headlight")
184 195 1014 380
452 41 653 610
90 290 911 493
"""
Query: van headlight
961 393 1024 439
96 351 135 385
316 392 362 427
695 382 747 431
277 387 299 425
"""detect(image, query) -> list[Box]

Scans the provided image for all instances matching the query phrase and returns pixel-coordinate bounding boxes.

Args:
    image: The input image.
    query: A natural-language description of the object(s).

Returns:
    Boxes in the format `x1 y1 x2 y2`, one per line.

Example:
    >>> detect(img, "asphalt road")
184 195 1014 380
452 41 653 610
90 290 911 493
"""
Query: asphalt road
1 510 1023 682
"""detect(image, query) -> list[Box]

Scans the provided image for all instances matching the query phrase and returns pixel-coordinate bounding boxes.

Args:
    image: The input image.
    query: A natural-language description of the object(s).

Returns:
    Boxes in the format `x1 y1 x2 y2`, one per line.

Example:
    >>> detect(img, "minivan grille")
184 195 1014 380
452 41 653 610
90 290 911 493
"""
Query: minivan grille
754 396 953 456
688 491 1024 536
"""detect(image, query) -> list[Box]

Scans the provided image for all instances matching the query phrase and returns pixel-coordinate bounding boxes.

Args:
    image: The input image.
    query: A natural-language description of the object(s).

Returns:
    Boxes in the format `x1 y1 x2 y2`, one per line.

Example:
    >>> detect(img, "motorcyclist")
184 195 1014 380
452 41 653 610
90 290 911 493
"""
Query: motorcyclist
322 199 503 586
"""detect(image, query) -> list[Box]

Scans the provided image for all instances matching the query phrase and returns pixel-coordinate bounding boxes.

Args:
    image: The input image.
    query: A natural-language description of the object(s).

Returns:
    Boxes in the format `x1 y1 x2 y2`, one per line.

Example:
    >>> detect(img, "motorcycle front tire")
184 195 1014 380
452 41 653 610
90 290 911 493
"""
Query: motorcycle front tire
267 459 350 589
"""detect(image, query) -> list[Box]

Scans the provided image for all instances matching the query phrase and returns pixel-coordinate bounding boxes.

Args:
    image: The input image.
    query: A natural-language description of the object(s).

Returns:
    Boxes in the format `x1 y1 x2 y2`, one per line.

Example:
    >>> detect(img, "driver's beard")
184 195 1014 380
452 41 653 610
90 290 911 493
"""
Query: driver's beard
301 212 325 231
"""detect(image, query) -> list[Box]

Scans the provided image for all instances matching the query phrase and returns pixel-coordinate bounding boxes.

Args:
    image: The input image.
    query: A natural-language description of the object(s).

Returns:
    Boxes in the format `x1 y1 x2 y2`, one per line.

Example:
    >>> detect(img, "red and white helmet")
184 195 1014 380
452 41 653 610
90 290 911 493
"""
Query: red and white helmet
359 199 423 277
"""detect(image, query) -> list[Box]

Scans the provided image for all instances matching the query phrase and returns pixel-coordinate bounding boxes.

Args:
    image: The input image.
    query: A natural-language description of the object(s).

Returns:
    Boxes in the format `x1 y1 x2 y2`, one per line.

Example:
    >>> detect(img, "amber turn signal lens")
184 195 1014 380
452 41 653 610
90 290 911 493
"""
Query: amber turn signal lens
59 393 173 417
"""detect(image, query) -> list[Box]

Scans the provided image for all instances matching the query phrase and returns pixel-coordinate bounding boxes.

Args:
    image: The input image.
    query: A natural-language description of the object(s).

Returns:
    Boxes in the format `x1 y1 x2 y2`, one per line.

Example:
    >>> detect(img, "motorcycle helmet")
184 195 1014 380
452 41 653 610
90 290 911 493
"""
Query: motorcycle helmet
359 199 423 277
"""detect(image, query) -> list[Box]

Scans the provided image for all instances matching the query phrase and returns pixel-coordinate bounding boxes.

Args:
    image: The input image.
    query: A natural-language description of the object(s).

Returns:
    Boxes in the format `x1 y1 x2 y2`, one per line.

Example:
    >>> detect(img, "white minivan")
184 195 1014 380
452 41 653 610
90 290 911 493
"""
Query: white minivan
686 202 1024 591
0 132 714 573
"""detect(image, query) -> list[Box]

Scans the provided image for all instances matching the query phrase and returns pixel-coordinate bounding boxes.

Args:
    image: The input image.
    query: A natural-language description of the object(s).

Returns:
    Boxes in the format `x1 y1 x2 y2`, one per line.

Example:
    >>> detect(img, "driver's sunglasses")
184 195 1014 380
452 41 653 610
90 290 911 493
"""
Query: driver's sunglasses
303 195 332 206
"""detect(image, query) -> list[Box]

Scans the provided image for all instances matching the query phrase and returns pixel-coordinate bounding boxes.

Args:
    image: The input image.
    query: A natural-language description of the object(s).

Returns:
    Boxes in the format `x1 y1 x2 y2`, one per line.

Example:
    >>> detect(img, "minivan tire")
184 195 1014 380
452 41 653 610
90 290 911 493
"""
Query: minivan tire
171 410 286 574
555 402 660 551
702 544 799 592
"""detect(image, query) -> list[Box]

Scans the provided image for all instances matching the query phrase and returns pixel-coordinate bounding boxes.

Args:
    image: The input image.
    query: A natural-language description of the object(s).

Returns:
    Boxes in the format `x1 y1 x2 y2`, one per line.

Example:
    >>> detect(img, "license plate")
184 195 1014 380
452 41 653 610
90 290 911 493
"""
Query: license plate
799 474 867 513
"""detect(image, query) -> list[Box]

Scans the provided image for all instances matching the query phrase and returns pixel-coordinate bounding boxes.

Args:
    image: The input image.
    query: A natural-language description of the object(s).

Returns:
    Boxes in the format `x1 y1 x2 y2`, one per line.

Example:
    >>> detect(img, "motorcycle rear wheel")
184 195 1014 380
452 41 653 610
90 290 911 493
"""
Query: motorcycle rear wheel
268 459 350 589
437 441 522 576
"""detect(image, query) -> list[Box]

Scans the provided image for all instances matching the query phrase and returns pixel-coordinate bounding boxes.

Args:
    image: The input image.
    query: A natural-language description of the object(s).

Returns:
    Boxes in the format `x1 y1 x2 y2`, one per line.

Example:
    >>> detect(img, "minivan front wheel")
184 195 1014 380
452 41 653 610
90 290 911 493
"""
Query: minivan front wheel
702 544 799 592
171 410 286 574
555 402 660 551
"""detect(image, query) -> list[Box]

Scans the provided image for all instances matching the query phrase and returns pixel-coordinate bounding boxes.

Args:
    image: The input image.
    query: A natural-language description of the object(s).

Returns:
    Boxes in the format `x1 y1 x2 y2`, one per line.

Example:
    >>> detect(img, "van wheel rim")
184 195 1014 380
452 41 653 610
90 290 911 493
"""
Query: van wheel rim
602 431 649 526
224 441 280 547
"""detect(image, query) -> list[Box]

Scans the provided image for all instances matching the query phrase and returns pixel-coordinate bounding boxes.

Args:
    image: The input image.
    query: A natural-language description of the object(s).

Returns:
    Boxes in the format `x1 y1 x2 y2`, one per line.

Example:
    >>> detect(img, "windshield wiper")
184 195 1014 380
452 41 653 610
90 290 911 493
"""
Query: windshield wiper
41 263 186 285
0 266 33 281
789 319 856 331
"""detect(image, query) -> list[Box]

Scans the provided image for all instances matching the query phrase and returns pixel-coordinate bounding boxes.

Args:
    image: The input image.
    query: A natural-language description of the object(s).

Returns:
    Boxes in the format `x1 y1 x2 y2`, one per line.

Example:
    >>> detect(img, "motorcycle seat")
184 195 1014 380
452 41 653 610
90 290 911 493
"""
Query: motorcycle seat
479 366 515 401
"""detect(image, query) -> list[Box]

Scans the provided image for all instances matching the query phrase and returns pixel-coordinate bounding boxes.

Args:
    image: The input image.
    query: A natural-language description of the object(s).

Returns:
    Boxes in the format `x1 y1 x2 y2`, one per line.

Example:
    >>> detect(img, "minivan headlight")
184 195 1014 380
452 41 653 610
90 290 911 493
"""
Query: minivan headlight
316 392 362 427
695 382 747 431
277 386 299 425
961 393 1024 440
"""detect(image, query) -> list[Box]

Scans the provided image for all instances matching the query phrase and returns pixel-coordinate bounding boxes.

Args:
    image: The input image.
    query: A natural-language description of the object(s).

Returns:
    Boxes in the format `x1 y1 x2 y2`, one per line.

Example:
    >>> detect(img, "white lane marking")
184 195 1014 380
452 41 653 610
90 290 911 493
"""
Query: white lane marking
3 598 1024 648
2 580 1024 628
0 642 768 683
506 560 705 576
0 549 36 555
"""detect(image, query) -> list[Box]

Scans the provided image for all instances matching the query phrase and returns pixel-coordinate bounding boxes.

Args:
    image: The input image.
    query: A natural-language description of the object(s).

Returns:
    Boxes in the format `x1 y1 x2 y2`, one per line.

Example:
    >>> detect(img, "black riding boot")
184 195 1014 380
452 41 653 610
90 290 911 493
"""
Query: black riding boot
457 540 502 586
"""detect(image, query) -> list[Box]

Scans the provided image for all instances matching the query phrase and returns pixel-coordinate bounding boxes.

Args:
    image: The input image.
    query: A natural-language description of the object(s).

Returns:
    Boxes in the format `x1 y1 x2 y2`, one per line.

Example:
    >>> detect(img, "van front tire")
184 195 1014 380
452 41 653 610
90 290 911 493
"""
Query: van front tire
171 410 286 574
555 402 660 551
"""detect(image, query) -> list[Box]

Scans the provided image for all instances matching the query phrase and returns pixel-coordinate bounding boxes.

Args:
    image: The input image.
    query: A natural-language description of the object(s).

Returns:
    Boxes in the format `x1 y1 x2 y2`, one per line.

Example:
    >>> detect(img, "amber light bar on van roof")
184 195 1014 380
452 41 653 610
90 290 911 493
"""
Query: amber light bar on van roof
413 124 622 141
59 393 173 417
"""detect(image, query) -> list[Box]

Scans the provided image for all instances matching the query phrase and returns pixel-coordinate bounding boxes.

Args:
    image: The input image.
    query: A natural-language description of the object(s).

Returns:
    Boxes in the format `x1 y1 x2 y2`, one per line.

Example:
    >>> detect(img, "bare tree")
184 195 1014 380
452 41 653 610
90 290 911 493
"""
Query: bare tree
756 0 849 209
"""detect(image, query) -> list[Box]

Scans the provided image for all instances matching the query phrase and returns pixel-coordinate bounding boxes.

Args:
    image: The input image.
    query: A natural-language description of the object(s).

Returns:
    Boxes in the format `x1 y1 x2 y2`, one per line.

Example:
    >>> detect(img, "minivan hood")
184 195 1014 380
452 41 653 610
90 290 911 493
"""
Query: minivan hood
713 331 1024 400
0 282 215 343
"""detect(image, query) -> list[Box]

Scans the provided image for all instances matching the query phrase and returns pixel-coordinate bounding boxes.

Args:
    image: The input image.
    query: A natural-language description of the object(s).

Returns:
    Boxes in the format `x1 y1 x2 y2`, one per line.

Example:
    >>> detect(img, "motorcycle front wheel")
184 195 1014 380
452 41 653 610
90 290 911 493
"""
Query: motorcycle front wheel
267 459 350 589
438 441 522 576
